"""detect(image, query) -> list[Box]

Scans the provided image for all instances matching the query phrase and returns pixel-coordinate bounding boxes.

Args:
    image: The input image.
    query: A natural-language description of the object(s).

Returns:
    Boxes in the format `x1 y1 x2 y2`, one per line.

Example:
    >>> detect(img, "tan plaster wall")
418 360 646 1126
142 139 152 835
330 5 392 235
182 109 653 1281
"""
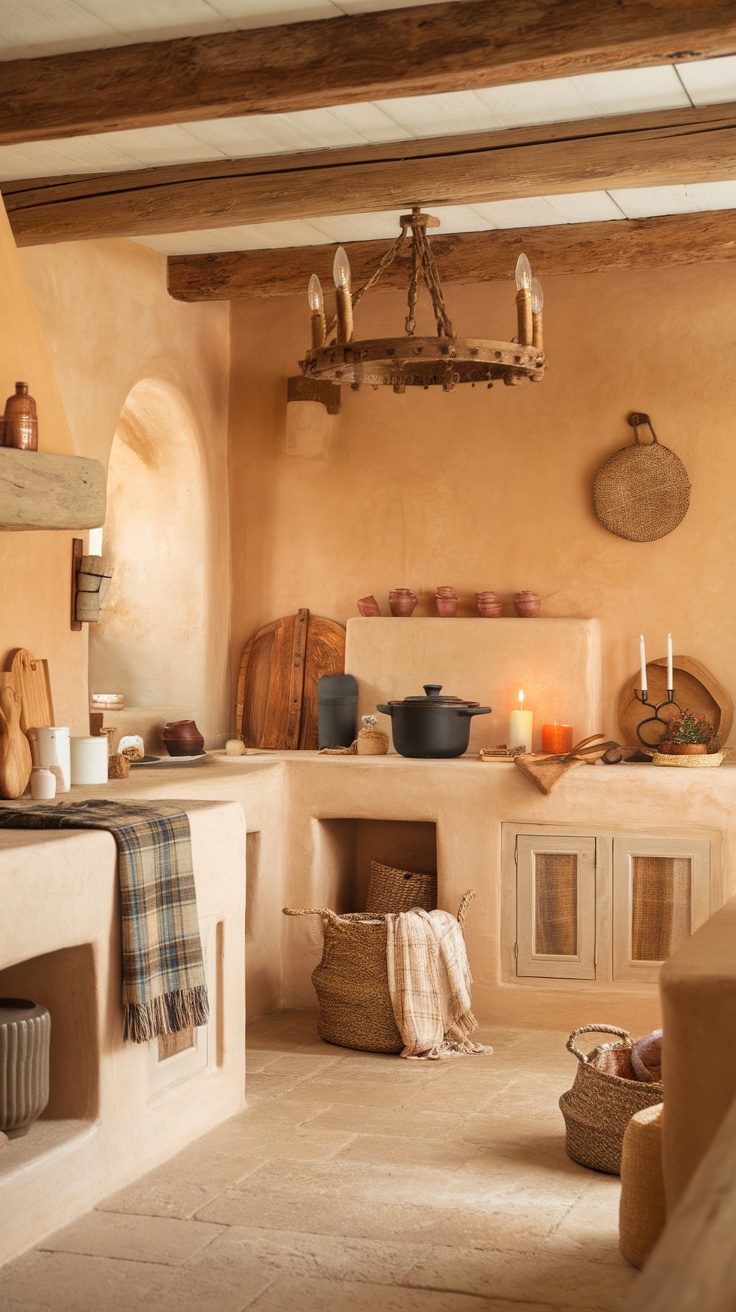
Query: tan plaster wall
230 266 736 746
0 199 85 728
14 235 231 744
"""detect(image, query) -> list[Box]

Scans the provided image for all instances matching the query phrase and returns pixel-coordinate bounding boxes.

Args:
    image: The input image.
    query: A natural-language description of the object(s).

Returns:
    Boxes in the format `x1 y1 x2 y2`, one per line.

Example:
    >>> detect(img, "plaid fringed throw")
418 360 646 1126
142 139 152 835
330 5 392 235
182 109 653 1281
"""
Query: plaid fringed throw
0 799 209 1043
385 908 487 1060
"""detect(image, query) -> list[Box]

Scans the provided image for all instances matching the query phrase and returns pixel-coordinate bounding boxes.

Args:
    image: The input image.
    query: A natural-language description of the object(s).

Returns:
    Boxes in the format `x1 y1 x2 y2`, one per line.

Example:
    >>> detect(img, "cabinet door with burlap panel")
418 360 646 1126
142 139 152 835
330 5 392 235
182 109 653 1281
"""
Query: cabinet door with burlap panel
515 835 596 981
612 836 710 983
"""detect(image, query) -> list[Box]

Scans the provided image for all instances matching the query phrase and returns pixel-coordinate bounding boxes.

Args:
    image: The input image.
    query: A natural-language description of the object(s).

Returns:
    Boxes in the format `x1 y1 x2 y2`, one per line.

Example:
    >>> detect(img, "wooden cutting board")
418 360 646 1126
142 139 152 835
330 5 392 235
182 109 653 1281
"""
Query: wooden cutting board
0 686 33 798
8 648 55 733
236 609 345 749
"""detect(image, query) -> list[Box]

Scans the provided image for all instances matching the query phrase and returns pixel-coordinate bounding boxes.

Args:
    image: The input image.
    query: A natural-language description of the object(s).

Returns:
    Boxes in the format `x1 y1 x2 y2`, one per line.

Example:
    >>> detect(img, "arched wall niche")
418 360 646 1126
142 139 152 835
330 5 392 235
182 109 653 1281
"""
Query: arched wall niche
89 379 210 745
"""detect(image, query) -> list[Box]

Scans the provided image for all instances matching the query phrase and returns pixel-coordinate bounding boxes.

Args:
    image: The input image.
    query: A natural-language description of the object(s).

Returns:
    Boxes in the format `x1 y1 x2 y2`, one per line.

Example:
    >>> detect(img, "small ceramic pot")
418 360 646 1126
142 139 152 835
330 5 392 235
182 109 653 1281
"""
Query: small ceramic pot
435 596 458 617
357 595 381 616
514 591 540 618
662 742 709 755
389 589 417 617
163 720 205 756
435 586 457 598
477 591 502 617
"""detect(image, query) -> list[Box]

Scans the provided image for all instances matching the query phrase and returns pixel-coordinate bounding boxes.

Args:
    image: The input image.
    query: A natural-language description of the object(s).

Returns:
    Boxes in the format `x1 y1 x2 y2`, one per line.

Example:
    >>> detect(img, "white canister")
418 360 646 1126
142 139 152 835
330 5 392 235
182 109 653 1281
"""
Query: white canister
27 726 71 793
30 767 56 801
70 736 109 786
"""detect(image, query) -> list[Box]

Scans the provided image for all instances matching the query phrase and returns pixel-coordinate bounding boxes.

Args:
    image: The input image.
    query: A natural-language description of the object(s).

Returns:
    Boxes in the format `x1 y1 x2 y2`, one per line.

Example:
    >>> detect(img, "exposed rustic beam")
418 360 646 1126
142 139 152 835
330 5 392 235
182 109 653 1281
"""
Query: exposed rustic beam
0 449 105 531
167 211 736 301
7 101 736 247
0 1 735 146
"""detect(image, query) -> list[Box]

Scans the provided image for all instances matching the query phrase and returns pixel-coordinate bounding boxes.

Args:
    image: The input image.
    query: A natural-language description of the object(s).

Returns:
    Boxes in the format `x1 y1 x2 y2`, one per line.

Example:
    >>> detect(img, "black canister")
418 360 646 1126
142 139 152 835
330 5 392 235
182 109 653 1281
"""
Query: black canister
318 674 358 748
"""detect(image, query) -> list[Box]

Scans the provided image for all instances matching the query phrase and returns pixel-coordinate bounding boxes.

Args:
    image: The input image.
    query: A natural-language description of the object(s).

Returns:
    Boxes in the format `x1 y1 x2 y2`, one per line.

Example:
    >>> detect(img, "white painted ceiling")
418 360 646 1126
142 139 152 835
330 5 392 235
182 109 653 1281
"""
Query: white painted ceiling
2 1 736 256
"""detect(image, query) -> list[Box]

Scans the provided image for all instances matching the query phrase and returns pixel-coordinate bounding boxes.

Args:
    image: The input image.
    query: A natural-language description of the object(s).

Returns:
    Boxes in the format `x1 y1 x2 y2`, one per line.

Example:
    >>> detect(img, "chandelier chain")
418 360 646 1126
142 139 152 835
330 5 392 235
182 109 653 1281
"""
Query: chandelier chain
405 228 420 336
414 223 454 338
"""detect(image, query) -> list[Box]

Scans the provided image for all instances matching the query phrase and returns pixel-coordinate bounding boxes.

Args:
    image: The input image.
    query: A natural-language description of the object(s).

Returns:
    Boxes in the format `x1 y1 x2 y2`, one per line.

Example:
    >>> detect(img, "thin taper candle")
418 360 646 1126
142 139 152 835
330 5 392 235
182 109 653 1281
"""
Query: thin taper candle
640 635 647 694
667 633 673 691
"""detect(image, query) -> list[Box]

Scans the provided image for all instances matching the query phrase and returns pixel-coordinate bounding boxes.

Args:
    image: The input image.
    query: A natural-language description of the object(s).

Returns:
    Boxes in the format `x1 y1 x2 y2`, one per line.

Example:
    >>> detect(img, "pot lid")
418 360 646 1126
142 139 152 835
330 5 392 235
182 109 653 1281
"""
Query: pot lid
387 684 480 708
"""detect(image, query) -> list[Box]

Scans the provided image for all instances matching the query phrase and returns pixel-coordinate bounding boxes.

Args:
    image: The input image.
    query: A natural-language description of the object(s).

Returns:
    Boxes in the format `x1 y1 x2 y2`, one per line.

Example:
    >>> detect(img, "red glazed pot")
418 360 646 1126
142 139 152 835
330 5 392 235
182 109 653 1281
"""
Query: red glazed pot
389 589 417 617
162 720 205 756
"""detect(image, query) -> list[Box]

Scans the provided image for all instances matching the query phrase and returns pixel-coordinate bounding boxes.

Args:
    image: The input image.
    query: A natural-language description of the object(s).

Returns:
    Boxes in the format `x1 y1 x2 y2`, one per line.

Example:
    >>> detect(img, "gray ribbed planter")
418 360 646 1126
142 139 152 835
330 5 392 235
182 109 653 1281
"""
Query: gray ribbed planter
0 998 51 1138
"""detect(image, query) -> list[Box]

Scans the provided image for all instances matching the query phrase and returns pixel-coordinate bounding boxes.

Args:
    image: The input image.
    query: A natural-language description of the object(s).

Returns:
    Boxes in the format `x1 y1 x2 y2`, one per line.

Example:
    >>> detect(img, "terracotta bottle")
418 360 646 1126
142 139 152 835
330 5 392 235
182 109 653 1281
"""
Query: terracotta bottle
3 382 38 450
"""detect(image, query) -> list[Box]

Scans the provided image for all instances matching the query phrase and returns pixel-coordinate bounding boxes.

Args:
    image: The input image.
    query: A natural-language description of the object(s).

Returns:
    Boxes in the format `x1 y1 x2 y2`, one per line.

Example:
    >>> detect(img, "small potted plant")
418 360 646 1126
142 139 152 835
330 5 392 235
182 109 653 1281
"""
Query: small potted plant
659 709 718 755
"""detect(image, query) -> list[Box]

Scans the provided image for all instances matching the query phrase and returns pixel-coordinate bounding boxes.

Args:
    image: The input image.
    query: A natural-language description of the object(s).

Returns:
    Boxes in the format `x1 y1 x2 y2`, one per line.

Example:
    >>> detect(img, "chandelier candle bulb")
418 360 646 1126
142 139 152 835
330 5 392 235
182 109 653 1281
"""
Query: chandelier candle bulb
640 634 648 695
308 274 326 348
333 246 354 344
667 633 674 691
541 723 573 755
510 690 533 753
531 277 544 352
515 253 534 346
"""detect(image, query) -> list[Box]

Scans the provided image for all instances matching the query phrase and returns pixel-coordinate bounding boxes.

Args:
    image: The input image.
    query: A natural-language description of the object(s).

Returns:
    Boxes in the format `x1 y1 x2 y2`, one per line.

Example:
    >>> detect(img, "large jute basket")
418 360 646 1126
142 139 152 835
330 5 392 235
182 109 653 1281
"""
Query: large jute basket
365 860 437 914
283 891 474 1053
559 1025 664 1175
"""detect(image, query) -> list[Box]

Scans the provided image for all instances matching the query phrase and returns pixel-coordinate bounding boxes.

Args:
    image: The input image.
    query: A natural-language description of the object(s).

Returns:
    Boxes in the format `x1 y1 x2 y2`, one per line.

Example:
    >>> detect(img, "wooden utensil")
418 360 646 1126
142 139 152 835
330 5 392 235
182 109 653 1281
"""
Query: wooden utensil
236 609 345 750
9 648 54 732
0 686 32 798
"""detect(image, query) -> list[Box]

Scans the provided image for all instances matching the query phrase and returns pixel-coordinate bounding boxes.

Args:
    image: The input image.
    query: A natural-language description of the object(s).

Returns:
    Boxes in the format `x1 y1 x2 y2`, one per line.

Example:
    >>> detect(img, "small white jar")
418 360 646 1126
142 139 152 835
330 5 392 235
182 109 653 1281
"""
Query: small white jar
30 767 56 801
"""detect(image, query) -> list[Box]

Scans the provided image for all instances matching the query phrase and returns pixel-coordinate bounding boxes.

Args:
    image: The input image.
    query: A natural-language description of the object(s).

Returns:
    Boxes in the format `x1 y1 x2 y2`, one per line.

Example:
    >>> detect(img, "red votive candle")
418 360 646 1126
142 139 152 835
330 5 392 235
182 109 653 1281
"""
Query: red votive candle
542 723 573 754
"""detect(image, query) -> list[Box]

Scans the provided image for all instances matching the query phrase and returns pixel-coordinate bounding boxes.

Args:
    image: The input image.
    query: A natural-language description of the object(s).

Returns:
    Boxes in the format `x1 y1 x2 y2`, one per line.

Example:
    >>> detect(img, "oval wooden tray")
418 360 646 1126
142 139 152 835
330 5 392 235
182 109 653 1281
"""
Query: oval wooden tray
618 655 733 750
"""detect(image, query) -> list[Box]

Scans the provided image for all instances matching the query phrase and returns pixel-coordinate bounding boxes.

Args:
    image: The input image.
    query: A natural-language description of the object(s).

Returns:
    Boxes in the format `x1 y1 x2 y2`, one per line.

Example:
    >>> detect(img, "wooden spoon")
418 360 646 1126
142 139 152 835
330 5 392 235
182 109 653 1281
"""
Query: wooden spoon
0 685 32 799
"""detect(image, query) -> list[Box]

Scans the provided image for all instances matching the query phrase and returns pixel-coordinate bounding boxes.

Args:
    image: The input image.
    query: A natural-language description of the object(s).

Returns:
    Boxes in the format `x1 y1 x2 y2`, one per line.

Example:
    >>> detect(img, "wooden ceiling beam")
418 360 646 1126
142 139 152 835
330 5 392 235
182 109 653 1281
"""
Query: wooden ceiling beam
167 211 736 301
0 1 735 146
6 100 736 246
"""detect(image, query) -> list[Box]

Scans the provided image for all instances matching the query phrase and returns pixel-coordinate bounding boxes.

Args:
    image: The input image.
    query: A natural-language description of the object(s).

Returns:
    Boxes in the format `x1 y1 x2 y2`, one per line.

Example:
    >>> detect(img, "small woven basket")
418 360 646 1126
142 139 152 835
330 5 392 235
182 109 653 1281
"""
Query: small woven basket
559 1024 664 1175
283 891 474 1053
365 860 437 913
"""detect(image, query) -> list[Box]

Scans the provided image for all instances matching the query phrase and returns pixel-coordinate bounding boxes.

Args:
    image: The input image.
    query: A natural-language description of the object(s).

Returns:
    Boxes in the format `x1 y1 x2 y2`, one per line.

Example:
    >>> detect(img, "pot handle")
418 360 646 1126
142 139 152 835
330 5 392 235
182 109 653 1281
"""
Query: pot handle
457 706 492 717
376 705 393 716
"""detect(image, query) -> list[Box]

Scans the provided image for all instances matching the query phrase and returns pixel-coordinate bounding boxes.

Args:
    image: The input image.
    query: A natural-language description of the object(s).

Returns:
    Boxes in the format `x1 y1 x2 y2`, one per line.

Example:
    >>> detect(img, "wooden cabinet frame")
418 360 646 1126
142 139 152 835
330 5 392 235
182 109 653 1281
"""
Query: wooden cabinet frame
502 822 721 991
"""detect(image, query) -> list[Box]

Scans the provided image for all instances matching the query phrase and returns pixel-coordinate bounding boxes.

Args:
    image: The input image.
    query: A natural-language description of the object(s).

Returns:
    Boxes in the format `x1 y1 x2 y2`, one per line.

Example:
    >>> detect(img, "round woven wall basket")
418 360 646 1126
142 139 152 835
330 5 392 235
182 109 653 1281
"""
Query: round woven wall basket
593 414 690 543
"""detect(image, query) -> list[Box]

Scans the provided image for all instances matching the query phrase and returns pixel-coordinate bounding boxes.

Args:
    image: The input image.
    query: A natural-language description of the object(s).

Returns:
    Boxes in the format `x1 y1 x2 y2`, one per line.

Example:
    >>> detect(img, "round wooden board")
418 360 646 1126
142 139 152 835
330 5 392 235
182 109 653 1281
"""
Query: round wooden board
618 655 733 750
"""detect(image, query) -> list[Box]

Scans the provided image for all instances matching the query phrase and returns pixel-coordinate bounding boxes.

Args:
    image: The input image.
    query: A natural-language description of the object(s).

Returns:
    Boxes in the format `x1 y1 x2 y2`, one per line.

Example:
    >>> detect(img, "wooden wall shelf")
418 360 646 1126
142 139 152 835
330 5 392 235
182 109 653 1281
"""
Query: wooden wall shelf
0 447 106 531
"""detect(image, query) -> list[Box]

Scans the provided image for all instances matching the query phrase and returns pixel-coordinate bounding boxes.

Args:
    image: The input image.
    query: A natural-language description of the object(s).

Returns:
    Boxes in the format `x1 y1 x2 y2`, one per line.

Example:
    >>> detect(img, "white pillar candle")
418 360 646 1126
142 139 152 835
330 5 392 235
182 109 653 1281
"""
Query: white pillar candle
667 633 673 691
510 690 533 753
640 634 647 694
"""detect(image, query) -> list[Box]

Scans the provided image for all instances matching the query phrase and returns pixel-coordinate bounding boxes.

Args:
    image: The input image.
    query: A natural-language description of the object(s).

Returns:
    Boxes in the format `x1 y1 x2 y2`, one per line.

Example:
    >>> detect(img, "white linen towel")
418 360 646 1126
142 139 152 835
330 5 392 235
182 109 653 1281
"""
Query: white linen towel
385 908 488 1059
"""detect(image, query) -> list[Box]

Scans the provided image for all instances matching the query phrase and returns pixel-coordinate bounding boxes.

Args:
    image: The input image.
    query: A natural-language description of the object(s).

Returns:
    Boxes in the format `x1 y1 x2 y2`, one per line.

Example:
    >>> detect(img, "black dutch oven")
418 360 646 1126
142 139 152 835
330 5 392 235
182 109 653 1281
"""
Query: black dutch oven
376 684 492 758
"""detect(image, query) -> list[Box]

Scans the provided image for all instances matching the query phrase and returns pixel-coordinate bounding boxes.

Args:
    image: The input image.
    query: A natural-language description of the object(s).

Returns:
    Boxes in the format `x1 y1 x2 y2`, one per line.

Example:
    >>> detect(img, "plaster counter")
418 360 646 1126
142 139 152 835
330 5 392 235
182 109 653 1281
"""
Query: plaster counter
59 751 736 1033
0 798 246 1265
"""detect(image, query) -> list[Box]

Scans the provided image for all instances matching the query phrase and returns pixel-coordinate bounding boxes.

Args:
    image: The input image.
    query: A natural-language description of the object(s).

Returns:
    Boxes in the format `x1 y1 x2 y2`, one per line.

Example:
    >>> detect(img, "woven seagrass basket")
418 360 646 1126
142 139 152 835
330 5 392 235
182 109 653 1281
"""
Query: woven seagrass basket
593 415 690 543
365 860 437 913
559 1025 664 1175
283 891 474 1053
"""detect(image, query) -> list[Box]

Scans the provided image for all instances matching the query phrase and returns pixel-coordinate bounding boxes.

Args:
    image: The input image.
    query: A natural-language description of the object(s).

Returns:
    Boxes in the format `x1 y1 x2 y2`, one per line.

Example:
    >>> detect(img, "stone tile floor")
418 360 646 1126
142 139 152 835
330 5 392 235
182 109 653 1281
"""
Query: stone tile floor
0 1012 638 1311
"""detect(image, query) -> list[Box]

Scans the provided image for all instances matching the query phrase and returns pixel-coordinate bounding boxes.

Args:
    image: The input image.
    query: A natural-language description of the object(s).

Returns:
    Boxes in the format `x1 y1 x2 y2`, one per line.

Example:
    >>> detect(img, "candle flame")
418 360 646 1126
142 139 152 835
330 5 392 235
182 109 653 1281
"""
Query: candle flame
518 690 524 707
